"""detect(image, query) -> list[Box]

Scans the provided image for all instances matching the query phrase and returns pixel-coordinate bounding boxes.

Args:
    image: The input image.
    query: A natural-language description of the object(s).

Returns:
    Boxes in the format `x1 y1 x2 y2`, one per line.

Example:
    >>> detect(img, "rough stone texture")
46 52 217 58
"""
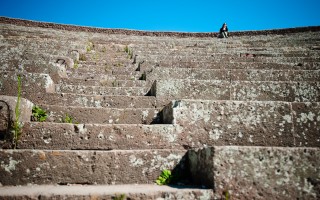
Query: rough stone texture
292 102 320 147
55 84 148 96
147 67 231 81
0 149 187 186
0 71 55 97
152 79 230 100
17 93 157 109
18 123 184 150
188 146 320 200
34 104 160 124
163 100 297 147
231 69 320 82
153 79 320 102
0 185 213 200
148 68 320 82
0 96 34 123
231 81 320 102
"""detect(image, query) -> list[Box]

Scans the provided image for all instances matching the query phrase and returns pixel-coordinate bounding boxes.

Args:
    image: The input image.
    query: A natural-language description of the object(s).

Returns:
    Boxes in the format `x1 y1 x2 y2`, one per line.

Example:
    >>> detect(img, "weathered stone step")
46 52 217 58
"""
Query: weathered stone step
69 65 140 76
55 84 149 96
0 184 213 200
66 71 142 81
58 78 147 87
153 79 320 102
162 100 320 147
36 104 160 124
189 146 320 199
142 60 320 70
34 93 157 108
135 48 318 58
18 122 180 150
79 60 133 67
0 71 56 97
146 67 320 82
0 149 187 186
140 54 320 63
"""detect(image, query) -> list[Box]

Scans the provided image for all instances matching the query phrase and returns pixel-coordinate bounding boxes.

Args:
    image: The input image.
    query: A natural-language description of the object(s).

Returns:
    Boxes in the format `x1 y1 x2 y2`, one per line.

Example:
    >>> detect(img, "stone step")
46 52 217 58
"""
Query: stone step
36 104 160 124
58 78 147 87
0 61 67 82
55 84 149 96
0 71 55 97
188 146 320 199
146 67 320 82
79 60 133 67
152 79 320 102
135 49 318 58
140 54 320 63
142 60 320 70
71 64 139 75
0 184 213 200
133 45 315 53
18 122 180 150
0 149 187 186
66 71 142 81
162 100 320 147
33 93 157 108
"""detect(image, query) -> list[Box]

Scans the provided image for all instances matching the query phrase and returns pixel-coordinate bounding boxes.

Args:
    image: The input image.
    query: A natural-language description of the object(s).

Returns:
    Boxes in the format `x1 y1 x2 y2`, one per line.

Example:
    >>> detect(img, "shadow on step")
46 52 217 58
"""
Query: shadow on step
163 152 211 190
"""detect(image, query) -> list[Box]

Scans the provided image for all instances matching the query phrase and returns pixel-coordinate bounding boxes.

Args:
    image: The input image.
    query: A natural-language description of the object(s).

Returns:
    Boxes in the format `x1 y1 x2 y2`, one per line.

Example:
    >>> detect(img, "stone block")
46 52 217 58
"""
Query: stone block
18 122 183 150
292 102 320 147
152 79 230 100
163 100 295 146
231 81 320 102
0 184 213 200
35 105 160 124
0 72 55 97
0 149 187 186
188 146 320 199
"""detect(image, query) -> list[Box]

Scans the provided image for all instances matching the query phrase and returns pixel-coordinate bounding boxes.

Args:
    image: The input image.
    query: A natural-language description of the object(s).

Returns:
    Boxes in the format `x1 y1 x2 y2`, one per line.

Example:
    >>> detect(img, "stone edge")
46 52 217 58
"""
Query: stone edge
1 16 320 38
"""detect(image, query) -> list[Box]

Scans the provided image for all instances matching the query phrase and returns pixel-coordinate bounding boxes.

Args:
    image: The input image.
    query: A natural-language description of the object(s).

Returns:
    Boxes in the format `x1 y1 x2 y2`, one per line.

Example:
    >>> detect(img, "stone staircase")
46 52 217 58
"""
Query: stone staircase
0 17 319 199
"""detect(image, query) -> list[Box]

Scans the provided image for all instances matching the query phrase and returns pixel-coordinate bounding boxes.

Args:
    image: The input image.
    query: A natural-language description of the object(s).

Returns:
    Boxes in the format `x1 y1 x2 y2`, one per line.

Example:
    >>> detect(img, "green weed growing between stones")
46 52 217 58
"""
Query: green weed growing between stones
223 190 230 200
32 106 48 122
79 54 87 61
156 169 173 185
74 60 79 69
63 113 74 123
113 194 126 200
12 75 22 149
86 42 93 52
124 45 133 59
124 45 129 53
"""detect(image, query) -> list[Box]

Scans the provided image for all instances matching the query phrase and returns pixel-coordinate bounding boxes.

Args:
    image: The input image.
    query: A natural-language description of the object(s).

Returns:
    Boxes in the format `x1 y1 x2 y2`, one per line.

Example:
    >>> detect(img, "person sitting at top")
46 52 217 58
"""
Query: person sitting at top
219 23 228 38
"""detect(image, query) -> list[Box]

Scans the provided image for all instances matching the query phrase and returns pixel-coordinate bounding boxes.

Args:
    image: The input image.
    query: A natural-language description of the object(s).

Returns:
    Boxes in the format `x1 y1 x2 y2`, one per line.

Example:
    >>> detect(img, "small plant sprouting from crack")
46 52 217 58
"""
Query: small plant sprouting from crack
156 169 173 185
112 80 118 87
79 54 87 61
124 45 133 59
124 45 129 54
86 42 94 52
63 113 74 123
113 194 126 200
12 75 22 149
74 60 79 69
223 190 230 200
63 114 79 124
32 106 48 122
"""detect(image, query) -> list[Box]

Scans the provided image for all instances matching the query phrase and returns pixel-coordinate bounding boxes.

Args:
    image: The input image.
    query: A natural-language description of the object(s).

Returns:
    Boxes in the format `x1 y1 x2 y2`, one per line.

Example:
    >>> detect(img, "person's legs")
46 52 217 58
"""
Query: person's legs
222 32 228 38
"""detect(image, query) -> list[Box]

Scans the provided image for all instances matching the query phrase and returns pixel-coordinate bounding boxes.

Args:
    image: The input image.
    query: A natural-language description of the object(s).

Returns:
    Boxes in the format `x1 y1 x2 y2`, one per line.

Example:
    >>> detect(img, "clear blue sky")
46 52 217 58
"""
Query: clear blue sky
1 0 319 32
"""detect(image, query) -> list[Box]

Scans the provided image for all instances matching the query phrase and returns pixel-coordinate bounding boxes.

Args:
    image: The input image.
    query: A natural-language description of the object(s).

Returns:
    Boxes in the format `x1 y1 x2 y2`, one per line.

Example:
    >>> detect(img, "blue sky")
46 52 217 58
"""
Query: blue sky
1 0 320 32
